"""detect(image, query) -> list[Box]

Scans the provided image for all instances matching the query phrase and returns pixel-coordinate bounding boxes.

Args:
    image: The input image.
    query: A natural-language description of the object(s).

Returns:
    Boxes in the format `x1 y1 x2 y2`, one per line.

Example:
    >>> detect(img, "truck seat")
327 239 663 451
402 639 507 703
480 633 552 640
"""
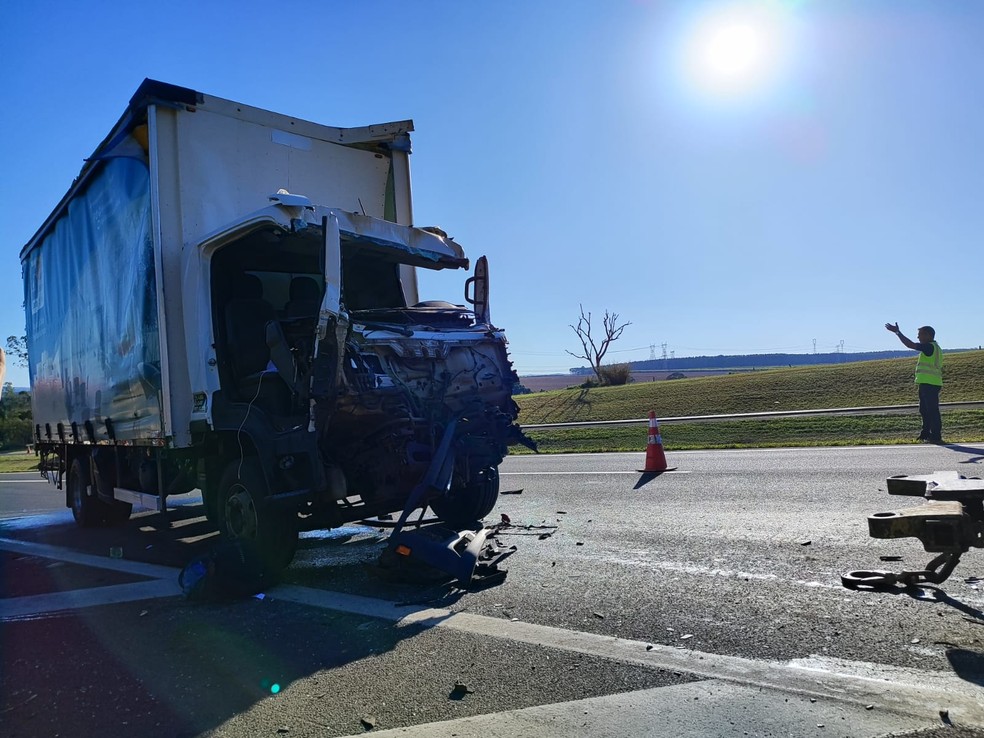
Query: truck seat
224 273 276 386
285 276 322 319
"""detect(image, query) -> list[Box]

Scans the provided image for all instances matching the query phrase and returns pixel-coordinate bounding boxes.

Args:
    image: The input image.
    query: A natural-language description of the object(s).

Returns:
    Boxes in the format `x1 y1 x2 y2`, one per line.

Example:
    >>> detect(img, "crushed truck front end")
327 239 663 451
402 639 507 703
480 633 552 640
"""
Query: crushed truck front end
201 205 532 545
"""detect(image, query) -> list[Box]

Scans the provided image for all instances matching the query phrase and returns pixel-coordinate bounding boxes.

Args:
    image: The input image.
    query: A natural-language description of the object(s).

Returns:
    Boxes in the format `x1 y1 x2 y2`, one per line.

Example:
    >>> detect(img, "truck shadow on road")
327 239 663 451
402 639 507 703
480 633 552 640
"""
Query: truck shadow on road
1 503 500 737
0 498 218 567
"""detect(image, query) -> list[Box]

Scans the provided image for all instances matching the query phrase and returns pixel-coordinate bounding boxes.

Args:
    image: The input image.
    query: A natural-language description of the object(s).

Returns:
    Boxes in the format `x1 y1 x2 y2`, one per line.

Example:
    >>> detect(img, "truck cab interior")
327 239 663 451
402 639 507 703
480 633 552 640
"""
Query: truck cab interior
208 223 417 420
210 226 325 417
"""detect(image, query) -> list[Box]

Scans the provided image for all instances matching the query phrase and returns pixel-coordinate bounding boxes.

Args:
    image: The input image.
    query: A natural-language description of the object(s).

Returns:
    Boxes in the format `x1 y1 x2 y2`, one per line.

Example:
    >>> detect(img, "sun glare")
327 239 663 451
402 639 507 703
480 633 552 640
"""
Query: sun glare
683 3 788 99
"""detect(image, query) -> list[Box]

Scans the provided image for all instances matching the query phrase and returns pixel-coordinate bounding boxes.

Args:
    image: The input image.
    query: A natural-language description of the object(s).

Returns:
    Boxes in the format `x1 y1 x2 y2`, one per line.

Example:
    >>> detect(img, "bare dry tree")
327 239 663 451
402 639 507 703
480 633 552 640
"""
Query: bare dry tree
566 305 631 385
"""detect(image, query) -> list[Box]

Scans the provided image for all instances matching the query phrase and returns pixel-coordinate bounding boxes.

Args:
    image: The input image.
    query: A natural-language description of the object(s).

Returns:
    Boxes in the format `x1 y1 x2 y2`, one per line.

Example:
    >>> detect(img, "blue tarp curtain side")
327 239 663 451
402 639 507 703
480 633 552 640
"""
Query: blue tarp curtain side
24 155 162 441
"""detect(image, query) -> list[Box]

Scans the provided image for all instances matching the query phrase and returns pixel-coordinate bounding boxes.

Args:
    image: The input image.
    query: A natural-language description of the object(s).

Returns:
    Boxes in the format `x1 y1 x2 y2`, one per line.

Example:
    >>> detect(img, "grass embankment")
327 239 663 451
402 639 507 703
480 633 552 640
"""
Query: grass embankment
515 350 984 453
0 451 38 473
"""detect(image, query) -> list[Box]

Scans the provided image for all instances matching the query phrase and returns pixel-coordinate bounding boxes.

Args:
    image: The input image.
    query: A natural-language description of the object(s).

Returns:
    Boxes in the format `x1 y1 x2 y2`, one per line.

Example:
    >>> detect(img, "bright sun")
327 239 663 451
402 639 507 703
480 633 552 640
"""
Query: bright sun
684 3 787 98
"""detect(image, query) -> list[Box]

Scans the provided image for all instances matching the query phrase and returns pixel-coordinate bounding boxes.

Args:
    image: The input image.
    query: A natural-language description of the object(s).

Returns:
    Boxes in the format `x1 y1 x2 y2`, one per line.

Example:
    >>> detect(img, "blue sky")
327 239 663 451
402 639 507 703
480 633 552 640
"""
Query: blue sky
2 0 981 388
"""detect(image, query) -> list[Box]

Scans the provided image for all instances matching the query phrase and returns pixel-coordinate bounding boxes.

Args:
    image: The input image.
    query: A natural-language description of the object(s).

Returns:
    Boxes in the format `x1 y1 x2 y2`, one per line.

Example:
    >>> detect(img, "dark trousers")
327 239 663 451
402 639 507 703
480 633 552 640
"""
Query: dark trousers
918 383 942 441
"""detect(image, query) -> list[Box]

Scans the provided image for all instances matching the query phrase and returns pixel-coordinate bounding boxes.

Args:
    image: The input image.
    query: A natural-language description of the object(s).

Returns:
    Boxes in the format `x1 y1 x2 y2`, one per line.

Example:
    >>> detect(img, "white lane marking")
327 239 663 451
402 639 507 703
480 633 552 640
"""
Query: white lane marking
0 537 178 579
1 579 182 621
331 681 927 738
0 479 50 483
3 538 982 726
272 585 984 725
568 552 984 606
500 470 691 475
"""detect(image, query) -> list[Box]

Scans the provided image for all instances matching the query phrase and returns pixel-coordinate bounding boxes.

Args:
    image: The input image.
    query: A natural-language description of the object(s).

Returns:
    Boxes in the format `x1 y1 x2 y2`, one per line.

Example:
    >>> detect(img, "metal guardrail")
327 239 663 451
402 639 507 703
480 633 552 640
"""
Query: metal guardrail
520 401 984 431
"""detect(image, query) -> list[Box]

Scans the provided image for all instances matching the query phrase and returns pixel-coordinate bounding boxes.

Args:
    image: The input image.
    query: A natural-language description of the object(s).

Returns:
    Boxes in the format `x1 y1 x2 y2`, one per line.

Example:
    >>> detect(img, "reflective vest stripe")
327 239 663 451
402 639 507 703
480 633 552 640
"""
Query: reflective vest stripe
915 341 943 386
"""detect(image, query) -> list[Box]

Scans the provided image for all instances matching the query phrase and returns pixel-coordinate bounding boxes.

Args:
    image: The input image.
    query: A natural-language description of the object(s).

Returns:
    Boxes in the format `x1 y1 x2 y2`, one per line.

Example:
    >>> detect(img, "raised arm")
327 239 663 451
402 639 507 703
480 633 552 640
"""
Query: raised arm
885 322 918 350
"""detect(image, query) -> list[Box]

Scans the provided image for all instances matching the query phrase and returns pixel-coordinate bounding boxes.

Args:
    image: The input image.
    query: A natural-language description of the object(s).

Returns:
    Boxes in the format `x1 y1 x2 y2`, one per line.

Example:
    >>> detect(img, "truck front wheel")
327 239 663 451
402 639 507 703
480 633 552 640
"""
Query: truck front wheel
217 460 298 572
430 466 500 527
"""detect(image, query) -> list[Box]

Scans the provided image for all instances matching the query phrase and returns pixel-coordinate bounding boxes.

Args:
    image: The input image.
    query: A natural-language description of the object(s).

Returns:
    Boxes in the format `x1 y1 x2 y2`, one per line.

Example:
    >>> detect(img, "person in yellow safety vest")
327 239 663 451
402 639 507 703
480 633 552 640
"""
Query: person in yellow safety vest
885 323 944 444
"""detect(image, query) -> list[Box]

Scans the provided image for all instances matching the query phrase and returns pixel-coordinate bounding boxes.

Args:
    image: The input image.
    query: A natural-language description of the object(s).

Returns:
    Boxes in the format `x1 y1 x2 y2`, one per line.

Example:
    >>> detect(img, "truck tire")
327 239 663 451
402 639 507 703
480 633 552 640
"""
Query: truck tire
69 458 102 528
203 488 219 526
217 460 298 572
430 466 500 527
202 457 223 526
89 449 132 525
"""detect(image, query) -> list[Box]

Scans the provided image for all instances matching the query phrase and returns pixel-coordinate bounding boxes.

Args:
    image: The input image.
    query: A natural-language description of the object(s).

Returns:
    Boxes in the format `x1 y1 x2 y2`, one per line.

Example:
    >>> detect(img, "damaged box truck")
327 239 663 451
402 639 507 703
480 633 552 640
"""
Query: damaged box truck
21 79 530 570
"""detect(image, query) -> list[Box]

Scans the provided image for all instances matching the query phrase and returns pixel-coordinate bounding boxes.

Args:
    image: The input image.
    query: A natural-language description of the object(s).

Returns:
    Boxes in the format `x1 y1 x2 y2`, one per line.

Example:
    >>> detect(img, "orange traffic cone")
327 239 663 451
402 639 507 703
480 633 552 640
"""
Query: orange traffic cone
637 411 676 473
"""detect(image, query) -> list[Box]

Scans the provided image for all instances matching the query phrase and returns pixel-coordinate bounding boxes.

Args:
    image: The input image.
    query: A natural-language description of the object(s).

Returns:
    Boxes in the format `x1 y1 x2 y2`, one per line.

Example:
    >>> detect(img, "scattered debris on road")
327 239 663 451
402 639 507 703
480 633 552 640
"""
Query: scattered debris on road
450 682 474 700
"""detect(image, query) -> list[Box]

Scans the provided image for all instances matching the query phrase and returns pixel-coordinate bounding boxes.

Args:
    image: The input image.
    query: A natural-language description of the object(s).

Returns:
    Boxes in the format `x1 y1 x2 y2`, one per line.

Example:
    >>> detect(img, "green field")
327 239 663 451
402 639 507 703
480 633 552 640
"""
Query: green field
515 351 984 453
0 451 38 474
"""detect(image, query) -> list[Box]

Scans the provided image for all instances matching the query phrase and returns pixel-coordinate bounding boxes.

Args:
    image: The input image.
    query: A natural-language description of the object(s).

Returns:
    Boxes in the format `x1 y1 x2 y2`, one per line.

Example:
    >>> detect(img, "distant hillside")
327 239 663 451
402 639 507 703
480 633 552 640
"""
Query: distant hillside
566 348 977 374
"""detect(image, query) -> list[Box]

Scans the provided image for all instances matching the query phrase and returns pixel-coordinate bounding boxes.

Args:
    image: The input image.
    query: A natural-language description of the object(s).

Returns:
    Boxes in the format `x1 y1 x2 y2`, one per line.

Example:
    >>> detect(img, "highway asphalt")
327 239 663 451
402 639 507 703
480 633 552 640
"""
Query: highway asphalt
2 444 983 736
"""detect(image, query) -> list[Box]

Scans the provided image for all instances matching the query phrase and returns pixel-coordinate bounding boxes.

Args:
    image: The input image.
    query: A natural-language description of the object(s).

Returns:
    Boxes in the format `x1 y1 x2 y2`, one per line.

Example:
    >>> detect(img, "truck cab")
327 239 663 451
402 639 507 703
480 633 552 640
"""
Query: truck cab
200 204 525 567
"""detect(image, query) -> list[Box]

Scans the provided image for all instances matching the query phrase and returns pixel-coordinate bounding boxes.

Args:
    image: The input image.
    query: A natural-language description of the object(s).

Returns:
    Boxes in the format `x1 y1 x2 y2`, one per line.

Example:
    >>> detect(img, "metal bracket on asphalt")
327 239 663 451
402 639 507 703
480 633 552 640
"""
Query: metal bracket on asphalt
843 471 984 590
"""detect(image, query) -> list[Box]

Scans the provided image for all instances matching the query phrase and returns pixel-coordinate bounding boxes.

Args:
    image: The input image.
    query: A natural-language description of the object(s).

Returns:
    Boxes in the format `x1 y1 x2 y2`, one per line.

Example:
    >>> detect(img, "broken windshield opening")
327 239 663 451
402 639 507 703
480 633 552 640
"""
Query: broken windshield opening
340 238 407 312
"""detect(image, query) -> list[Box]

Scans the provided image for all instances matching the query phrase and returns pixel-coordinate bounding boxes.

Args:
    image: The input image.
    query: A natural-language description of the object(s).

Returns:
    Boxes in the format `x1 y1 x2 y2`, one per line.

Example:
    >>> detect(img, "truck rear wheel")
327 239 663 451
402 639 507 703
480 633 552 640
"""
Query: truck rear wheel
430 466 500 527
90 450 132 526
217 460 298 572
69 458 102 528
